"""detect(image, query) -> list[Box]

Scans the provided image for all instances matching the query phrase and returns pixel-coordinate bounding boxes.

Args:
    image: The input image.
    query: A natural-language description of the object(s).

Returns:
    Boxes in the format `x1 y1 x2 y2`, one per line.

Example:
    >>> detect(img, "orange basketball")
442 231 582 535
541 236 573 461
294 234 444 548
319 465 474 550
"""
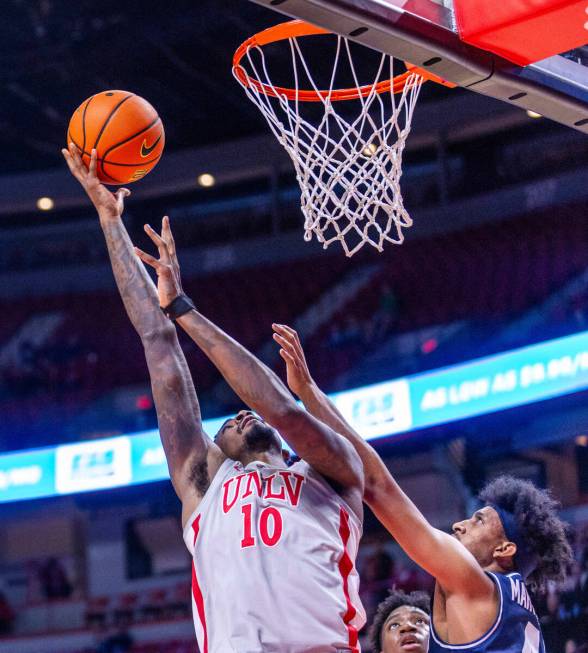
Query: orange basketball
67 90 165 185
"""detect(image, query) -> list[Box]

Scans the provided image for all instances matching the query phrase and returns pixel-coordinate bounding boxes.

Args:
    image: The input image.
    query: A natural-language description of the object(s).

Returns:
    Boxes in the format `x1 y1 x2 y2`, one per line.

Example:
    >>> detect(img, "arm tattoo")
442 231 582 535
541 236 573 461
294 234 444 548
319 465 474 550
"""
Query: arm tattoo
100 219 208 492
144 336 208 489
101 220 167 340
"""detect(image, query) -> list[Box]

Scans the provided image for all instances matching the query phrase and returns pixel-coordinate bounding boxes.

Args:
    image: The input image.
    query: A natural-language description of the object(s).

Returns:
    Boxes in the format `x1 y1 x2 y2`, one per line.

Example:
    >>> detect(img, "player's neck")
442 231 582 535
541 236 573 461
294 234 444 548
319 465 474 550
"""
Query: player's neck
483 560 512 576
239 450 288 468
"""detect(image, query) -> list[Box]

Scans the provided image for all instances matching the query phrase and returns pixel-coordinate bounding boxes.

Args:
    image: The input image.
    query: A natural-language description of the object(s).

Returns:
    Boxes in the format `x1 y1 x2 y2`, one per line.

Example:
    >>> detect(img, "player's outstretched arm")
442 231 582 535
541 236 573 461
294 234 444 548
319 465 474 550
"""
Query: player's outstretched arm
61 145 225 524
272 323 390 501
135 223 363 497
273 323 494 599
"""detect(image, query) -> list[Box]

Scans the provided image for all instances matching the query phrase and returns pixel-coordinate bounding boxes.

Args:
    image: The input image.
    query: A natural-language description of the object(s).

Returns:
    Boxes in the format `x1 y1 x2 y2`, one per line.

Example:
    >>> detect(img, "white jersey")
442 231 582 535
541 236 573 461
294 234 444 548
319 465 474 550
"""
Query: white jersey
183 458 365 653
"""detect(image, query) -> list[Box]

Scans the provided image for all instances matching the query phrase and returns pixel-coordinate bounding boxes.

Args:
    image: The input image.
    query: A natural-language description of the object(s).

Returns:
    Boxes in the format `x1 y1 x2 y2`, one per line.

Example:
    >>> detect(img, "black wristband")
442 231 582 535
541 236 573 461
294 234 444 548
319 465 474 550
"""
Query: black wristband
161 294 196 321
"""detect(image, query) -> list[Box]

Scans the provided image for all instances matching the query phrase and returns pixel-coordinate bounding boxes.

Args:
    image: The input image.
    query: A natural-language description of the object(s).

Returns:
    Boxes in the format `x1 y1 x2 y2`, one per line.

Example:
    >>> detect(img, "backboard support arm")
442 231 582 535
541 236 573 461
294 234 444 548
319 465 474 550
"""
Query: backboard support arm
249 0 588 133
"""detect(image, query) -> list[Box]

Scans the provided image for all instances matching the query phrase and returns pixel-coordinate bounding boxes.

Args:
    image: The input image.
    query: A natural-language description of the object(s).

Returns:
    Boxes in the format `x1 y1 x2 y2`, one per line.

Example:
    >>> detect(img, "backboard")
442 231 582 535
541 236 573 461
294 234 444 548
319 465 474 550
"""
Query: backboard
247 0 588 133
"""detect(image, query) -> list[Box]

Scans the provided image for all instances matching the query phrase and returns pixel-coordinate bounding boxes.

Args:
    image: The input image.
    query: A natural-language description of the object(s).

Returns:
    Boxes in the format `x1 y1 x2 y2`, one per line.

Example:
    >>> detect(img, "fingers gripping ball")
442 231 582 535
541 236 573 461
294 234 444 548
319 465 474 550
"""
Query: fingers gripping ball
67 90 165 185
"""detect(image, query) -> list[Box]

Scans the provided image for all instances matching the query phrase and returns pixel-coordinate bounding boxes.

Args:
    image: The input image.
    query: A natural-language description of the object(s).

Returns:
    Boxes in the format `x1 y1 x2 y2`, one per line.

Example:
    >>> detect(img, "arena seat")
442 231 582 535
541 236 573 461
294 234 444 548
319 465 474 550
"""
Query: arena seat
304 204 588 389
1 203 587 446
0 253 348 448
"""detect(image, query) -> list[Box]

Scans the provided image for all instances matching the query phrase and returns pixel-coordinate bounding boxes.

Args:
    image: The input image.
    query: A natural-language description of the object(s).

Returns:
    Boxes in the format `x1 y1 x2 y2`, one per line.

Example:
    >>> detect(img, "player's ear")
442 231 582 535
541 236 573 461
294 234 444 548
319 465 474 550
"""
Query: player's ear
493 540 517 567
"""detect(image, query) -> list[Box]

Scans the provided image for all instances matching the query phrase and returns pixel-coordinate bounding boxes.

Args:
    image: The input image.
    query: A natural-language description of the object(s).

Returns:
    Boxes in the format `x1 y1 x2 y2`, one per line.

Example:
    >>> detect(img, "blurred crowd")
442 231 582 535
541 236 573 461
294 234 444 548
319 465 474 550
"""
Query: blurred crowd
1 335 98 400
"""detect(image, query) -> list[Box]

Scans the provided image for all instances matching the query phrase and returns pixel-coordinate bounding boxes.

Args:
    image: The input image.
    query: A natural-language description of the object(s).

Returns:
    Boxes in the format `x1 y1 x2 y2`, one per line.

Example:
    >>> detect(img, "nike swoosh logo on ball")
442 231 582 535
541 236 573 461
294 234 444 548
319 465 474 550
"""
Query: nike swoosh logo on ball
140 134 162 158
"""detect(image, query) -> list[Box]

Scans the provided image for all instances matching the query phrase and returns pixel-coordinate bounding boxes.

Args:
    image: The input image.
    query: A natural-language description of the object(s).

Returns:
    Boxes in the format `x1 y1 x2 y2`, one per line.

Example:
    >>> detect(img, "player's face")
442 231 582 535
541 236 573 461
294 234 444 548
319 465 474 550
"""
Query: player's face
214 410 282 460
451 506 505 567
379 606 430 653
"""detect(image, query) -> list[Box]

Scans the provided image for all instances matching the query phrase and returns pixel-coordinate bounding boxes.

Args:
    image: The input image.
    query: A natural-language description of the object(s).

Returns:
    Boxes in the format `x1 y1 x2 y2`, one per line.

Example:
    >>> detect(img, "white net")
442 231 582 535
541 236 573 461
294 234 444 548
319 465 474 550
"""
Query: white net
234 32 424 257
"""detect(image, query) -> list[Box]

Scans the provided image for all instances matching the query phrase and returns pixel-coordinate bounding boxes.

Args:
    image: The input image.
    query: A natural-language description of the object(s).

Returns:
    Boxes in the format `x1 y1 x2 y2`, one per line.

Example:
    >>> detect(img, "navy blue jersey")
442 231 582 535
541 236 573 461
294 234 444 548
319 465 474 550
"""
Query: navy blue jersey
430 572 545 653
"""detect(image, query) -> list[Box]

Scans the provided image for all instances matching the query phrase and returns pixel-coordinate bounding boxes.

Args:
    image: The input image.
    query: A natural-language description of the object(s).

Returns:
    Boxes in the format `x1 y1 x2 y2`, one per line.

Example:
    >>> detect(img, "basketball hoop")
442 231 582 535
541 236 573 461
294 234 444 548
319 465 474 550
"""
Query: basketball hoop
233 20 455 257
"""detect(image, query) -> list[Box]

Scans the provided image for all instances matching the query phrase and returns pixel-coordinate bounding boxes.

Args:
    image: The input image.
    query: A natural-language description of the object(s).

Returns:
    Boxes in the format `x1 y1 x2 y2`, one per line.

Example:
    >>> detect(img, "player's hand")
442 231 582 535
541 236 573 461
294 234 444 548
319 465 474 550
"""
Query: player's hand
135 216 184 308
272 324 315 398
61 143 130 222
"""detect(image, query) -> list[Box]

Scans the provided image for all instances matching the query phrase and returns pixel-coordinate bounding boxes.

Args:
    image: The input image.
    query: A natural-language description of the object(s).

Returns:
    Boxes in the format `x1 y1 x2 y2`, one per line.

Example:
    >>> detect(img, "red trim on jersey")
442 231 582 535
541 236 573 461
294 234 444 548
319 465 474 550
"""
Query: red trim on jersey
338 507 359 653
191 515 209 653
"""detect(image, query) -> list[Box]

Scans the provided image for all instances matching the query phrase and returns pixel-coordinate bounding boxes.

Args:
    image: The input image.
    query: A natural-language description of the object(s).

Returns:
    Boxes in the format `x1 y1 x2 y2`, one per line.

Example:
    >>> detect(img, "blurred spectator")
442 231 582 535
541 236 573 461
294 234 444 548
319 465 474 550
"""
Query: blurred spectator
0 591 15 635
38 557 73 600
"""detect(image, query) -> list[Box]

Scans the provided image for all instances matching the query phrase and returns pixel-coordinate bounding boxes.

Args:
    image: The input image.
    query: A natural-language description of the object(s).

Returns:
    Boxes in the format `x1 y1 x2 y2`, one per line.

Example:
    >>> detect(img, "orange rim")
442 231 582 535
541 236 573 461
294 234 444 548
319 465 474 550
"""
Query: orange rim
233 20 456 102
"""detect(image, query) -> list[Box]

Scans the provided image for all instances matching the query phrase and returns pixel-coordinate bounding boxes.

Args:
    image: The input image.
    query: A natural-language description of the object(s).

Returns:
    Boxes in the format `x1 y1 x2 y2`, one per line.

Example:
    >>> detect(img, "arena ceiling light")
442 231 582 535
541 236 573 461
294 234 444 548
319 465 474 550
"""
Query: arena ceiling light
362 143 378 157
526 110 543 119
36 197 54 211
197 173 216 188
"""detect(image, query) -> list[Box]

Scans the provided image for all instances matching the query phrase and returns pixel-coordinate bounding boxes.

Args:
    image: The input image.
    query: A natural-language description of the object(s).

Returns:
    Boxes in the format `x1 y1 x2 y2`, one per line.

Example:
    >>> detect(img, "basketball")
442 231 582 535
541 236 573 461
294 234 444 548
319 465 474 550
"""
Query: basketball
67 90 165 185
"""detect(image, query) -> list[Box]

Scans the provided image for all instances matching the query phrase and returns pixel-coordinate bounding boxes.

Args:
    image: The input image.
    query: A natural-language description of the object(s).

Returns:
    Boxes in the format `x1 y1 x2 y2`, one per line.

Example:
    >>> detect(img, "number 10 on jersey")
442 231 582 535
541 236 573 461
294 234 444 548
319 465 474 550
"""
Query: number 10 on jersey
241 504 284 548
